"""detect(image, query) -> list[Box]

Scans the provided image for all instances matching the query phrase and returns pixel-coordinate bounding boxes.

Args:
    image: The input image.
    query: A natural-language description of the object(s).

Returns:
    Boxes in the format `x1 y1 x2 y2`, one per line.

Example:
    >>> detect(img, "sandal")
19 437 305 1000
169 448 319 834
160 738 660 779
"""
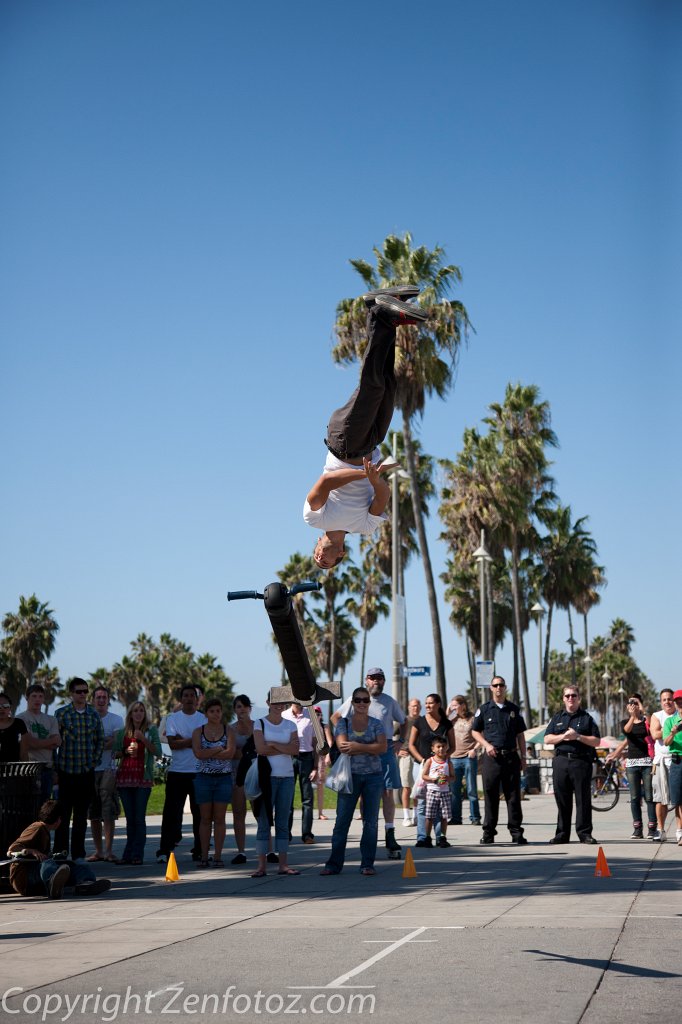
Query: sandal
196 860 211 869
360 867 376 876
212 859 224 867
319 868 339 876
318 814 329 821
86 853 104 862
104 854 120 863
277 867 300 876
250 869 267 878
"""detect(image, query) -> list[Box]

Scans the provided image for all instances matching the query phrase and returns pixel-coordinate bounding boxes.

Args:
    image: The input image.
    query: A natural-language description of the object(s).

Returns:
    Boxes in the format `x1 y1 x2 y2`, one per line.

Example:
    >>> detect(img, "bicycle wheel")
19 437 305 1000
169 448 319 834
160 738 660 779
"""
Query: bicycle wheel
591 777 619 811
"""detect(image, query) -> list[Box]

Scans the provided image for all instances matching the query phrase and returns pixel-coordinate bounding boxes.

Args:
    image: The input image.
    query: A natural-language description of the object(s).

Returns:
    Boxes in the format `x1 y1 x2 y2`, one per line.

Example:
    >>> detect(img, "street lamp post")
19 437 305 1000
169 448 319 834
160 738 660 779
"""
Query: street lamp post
566 635 578 686
617 685 626 721
531 602 545 724
602 668 611 735
473 530 492 662
390 434 410 704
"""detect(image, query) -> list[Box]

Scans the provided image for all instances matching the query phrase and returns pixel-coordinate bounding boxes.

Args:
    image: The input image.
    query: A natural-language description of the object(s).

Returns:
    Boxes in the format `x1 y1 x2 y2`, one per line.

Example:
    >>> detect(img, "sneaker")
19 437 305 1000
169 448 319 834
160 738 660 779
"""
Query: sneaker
156 853 167 864
231 853 247 865
650 829 662 841
374 293 429 325
302 835 316 845
436 836 451 848
659 830 667 841
676 829 682 843
415 839 428 847
631 827 644 839
470 819 482 826
48 864 70 900
362 285 420 307
422 836 434 848
74 879 111 896
385 829 401 853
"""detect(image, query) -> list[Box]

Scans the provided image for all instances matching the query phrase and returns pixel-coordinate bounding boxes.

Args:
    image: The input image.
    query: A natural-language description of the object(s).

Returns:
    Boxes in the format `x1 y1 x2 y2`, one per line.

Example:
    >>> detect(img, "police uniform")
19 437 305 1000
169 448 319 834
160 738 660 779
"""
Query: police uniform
546 706 600 842
473 699 527 842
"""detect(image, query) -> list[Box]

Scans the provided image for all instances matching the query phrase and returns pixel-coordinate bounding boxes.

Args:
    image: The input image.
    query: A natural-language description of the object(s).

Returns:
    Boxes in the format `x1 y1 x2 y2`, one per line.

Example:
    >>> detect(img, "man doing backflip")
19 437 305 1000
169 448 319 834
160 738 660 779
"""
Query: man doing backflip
304 288 428 569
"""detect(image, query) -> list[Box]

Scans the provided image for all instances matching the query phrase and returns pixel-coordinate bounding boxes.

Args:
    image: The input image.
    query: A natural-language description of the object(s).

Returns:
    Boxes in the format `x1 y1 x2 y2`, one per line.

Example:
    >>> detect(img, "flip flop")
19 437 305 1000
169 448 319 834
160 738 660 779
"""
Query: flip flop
103 855 120 863
360 867 376 876
86 853 104 862
319 868 339 876
277 868 300 876
250 869 267 878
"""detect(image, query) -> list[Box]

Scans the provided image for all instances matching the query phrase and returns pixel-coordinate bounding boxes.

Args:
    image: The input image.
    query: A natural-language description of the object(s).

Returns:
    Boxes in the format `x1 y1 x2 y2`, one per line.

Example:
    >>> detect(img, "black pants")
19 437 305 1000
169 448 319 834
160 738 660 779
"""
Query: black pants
54 770 95 859
288 752 315 839
325 306 396 460
158 772 201 856
552 755 593 839
481 752 524 838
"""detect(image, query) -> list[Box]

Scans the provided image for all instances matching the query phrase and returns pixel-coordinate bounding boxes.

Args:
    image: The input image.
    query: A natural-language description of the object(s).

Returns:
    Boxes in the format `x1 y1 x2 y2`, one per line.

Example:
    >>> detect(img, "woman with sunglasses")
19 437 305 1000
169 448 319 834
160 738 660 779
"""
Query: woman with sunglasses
321 687 387 876
0 692 29 763
408 694 455 847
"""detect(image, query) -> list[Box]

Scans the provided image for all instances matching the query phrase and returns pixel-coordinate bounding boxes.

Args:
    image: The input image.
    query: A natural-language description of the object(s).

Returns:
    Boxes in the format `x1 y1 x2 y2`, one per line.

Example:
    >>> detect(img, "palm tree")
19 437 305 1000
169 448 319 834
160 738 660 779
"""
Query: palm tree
332 233 472 701
1 595 60 700
277 552 317 626
33 664 63 708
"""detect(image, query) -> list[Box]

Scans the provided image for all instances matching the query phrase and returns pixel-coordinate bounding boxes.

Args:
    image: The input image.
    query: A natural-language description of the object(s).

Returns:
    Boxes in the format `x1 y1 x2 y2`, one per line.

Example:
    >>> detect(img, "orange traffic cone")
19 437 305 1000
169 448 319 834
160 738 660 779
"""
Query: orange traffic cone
594 846 611 878
165 851 180 882
402 848 418 879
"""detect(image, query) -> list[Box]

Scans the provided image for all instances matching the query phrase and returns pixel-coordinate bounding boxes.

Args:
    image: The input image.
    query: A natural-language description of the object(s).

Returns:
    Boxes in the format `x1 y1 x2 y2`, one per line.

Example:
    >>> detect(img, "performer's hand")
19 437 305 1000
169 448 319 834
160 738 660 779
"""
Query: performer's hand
363 456 380 484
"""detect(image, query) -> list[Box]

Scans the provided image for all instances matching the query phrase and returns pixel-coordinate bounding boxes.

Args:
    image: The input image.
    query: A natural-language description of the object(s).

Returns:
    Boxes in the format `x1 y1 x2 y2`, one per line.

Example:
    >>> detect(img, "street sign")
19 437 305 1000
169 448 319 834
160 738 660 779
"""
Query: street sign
475 659 495 689
406 666 431 676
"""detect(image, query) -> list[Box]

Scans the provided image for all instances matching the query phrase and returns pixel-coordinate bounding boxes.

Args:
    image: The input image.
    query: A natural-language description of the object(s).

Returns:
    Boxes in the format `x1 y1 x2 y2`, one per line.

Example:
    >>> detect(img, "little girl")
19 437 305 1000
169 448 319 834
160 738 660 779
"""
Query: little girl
421 738 452 848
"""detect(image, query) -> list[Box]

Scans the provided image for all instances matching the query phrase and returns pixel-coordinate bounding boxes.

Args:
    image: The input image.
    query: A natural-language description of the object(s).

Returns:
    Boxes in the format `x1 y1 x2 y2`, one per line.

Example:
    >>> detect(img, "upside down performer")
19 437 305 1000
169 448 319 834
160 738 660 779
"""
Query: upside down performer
304 287 428 569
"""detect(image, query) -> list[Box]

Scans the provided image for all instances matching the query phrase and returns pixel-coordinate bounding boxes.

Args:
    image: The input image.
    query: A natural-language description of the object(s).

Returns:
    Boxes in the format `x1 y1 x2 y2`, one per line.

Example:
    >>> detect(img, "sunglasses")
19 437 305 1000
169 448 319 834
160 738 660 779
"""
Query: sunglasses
491 683 506 688
73 689 89 695
353 698 371 704
563 694 579 699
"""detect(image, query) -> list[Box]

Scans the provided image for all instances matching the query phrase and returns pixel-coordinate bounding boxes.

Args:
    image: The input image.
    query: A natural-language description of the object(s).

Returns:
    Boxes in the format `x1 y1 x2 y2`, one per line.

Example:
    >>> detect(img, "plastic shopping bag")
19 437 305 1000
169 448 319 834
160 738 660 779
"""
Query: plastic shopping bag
244 759 261 800
324 752 353 794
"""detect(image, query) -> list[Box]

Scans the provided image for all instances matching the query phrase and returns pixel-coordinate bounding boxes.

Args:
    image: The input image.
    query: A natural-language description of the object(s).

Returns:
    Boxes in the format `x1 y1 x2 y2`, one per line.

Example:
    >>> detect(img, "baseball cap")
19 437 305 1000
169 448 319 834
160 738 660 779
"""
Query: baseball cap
673 689 682 700
366 668 385 678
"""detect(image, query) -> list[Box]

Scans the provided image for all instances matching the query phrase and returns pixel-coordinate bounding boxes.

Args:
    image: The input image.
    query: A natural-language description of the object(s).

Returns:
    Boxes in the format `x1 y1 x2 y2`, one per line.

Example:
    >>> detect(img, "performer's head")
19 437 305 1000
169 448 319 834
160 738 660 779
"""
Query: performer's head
313 532 346 569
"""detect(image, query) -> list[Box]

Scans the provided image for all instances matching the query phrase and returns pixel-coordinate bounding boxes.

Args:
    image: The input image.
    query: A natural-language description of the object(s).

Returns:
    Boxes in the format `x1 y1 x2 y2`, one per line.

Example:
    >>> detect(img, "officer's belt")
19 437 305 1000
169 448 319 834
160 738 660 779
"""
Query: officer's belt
555 751 591 761
491 749 518 758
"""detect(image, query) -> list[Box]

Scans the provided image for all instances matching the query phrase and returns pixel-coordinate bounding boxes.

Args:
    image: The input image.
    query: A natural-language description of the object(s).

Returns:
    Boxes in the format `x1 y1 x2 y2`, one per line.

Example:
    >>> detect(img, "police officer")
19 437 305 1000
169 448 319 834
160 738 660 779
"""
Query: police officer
471 677 527 845
544 687 600 844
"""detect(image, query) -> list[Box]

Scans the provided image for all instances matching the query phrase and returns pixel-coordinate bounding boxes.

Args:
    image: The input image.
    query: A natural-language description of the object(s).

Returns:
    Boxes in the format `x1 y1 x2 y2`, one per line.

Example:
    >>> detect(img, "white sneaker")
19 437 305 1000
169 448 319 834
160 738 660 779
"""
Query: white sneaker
676 829 682 843
660 830 667 841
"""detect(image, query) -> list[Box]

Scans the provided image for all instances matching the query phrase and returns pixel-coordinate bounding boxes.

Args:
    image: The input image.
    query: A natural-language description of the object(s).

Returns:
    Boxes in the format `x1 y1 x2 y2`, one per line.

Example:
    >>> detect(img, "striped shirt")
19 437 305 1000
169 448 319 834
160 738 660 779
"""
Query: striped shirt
54 704 104 773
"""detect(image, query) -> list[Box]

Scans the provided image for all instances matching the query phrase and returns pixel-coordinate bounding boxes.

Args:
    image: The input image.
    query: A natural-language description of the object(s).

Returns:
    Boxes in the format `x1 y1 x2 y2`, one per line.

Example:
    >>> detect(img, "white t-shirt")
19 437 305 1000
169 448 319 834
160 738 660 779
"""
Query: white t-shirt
166 709 208 772
652 710 672 764
17 710 60 766
95 711 124 771
254 717 297 777
302 449 388 536
337 691 405 741
282 707 314 752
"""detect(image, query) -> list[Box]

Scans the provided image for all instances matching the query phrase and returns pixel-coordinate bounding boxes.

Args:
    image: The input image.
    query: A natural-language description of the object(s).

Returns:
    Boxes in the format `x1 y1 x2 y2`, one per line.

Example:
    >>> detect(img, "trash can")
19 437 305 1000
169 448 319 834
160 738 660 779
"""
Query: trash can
0 762 42 856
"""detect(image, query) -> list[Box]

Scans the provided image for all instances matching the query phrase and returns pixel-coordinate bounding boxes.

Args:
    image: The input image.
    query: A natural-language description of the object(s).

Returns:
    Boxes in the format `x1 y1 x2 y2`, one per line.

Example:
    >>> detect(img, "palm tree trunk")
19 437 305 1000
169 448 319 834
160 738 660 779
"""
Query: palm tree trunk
485 565 495 658
567 606 576 686
467 634 477 706
402 414 446 703
510 537 531 715
543 602 554 687
360 629 367 685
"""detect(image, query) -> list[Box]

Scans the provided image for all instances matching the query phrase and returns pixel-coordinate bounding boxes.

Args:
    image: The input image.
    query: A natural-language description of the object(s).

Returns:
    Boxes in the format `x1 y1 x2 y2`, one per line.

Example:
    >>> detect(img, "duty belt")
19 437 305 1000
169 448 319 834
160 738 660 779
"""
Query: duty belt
555 751 591 760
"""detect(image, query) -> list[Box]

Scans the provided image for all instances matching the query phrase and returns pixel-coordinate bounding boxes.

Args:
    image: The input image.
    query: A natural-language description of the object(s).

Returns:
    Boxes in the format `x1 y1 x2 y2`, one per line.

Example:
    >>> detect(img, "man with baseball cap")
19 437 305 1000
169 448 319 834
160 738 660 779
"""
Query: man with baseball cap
332 667 406 858
662 689 682 845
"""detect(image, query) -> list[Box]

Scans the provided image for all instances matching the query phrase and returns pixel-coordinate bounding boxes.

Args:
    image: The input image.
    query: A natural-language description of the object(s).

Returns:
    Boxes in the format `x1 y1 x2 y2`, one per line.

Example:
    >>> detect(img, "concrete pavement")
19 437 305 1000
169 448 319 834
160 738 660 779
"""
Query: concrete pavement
1 794 680 1022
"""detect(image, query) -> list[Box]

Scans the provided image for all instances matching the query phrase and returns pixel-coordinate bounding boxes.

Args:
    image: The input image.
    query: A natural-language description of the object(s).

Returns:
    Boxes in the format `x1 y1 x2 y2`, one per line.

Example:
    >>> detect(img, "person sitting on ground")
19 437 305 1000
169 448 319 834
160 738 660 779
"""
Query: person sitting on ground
304 288 428 569
7 799 111 899
421 738 453 848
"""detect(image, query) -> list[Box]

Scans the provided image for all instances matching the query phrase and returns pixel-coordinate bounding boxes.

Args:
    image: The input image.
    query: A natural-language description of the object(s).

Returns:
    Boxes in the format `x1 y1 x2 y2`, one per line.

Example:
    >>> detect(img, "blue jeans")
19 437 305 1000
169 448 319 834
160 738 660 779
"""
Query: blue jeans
450 756 480 823
326 772 383 872
38 858 96 894
256 776 295 855
626 764 656 827
118 786 152 861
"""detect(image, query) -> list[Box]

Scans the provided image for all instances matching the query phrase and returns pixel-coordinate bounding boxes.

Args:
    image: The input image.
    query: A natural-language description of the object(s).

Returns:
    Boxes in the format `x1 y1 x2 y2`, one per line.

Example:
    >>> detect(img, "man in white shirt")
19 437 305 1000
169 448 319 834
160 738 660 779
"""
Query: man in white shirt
18 684 61 802
649 688 675 840
304 289 428 569
283 702 317 844
87 687 123 862
332 667 406 858
156 685 207 864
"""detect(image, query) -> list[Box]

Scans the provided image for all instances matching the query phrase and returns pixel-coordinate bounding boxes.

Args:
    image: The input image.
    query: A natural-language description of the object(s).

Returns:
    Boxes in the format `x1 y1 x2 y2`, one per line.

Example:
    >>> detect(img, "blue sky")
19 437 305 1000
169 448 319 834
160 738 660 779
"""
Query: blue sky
2 0 680 712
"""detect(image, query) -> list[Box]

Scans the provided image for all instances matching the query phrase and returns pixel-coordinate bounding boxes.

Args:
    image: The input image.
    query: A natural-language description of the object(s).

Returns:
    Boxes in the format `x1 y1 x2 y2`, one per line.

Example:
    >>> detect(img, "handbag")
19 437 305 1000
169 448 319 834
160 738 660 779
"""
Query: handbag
243 758 261 800
643 719 655 760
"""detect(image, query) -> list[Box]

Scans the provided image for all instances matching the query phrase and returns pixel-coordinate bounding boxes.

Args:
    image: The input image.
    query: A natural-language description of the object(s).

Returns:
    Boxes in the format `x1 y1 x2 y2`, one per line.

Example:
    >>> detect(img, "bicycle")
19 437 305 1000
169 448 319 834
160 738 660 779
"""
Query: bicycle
591 760 620 811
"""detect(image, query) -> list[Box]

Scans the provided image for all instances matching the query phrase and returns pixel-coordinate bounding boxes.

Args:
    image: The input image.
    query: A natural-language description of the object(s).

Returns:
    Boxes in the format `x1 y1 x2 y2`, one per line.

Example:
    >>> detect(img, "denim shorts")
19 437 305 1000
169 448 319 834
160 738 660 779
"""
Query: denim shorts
193 772 233 804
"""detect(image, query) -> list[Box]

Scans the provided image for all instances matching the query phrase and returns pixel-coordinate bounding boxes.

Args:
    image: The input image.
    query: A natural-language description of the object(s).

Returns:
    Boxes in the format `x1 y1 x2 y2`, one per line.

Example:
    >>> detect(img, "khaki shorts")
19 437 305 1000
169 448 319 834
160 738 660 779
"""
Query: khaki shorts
652 759 673 807
398 752 414 788
89 770 119 822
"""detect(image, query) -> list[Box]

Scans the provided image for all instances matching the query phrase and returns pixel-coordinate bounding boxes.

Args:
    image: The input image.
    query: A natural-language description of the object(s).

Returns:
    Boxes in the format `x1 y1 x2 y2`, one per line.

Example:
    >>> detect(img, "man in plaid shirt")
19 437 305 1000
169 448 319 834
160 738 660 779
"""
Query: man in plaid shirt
54 678 104 859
